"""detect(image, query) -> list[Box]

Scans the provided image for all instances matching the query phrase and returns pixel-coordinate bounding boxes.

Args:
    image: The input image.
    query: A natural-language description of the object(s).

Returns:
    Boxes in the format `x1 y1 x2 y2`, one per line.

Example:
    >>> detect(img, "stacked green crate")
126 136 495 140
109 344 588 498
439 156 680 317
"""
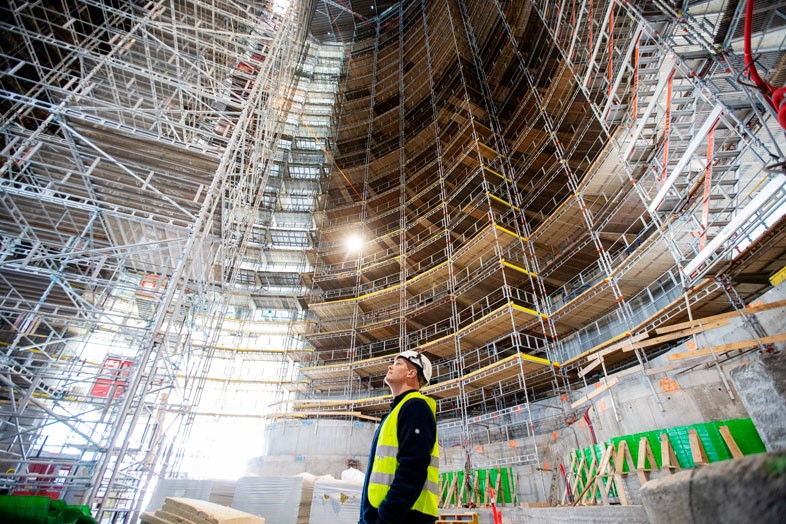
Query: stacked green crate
607 418 765 470
439 467 514 506
569 418 765 500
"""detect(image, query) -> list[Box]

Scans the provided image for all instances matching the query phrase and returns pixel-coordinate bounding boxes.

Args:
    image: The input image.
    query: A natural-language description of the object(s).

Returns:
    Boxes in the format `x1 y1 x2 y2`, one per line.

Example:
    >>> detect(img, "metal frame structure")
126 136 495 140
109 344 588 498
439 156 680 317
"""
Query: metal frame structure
0 0 329 521
0 0 785 518
298 0 785 473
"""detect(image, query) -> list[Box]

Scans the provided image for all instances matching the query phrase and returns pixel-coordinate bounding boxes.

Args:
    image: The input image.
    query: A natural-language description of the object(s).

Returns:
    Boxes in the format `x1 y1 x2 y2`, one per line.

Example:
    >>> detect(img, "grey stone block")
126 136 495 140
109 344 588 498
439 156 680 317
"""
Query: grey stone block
731 354 786 452
640 451 786 524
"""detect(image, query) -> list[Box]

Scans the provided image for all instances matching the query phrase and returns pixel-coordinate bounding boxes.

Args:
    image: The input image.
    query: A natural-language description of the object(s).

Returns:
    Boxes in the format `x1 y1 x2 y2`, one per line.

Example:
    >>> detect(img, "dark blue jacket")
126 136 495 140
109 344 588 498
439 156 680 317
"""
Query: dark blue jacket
359 389 438 524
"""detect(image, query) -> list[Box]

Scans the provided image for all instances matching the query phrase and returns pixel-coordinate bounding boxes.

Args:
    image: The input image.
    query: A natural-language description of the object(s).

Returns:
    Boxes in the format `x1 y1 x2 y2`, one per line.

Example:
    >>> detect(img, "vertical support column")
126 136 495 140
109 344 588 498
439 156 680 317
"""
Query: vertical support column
398 1 407 356
583 0 614 91
441 0 476 452
421 0 454 400
458 0 555 498
347 18 380 398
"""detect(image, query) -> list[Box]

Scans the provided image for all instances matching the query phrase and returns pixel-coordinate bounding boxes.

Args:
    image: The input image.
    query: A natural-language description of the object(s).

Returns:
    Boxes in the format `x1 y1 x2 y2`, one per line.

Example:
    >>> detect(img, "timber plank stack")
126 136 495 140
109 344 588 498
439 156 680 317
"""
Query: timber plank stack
141 497 265 524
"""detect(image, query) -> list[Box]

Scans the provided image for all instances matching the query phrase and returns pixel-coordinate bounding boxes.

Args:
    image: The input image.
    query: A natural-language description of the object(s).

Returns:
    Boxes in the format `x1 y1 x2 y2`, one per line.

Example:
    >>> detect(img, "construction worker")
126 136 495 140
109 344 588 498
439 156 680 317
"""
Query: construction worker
359 351 439 524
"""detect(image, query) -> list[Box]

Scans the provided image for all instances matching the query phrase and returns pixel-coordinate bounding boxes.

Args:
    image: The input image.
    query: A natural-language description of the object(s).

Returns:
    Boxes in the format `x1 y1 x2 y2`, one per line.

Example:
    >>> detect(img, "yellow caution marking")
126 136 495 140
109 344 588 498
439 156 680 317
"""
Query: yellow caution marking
419 301 546 352
511 303 548 319
362 254 403 273
482 165 513 183
519 353 559 367
501 259 537 277
472 119 492 134
477 140 505 158
487 192 519 210
494 224 527 241
770 265 786 287
409 259 449 284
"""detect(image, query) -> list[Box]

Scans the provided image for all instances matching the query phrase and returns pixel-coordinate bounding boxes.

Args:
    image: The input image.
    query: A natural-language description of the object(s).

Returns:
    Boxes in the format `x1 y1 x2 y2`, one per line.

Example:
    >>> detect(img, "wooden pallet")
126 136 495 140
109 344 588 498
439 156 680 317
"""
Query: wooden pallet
437 513 479 524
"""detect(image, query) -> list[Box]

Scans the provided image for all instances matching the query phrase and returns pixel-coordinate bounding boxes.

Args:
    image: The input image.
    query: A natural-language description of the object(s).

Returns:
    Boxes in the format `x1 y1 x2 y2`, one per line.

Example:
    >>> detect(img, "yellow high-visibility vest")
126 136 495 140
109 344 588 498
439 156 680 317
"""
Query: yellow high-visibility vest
367 392 439 516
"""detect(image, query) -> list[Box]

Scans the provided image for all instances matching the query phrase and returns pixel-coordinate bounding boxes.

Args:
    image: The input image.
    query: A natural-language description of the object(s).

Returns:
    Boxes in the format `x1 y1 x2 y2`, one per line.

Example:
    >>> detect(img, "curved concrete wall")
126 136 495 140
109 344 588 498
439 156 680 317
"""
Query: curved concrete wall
247 419 377 477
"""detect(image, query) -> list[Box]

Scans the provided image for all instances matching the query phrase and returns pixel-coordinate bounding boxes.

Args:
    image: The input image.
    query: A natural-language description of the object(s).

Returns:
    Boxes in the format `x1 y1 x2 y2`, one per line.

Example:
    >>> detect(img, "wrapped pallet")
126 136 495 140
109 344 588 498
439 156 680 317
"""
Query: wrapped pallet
308 478 362 524
146 479 214 513
295 473 317 524
232 476 302 524
208 480 237 507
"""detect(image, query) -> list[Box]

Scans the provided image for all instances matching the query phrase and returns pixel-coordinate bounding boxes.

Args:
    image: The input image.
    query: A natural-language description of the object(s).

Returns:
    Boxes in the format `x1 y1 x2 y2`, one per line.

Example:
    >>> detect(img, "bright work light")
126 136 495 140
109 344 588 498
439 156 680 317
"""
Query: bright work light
346 234 363 253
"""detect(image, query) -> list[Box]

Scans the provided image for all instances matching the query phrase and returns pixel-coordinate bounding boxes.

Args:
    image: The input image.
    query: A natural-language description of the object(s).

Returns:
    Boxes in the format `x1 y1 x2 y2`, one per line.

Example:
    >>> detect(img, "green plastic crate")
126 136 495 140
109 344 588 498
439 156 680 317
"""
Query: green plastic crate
570 418 766 501
439 467 514 506
0 495 96 524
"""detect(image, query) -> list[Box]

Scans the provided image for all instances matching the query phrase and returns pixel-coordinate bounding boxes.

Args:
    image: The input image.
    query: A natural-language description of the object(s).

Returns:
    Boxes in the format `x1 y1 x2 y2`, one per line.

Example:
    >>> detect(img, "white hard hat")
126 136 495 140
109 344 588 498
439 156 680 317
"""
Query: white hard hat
397 350 432 385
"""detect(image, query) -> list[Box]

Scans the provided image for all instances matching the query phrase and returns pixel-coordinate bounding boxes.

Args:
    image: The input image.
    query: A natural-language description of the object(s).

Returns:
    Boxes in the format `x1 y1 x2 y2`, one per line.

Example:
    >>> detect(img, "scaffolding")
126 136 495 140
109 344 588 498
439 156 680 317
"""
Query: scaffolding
299 0 785 472
1 0 785 515
0 0 322 520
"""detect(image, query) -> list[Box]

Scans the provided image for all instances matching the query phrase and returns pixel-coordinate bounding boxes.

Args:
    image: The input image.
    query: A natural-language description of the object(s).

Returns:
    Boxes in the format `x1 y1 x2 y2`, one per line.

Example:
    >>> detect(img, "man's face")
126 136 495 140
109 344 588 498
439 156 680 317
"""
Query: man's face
384 357 414 387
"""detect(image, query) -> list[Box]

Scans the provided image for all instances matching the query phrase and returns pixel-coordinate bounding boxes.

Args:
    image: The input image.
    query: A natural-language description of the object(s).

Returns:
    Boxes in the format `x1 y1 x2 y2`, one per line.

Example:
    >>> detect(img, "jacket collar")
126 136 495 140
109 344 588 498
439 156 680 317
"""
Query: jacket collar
390 388 419 410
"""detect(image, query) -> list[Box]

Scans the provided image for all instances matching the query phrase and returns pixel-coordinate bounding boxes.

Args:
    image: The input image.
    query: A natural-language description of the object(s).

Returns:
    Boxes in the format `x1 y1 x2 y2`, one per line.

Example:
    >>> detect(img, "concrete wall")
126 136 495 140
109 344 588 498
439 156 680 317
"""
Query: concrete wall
247 419 377 478
583 362 747 442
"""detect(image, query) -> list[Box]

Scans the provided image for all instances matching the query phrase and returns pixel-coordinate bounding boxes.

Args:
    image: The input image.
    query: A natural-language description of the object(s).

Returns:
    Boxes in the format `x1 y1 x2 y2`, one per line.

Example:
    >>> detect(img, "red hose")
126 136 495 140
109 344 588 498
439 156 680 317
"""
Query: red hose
744 0 775 105
744 0 772 95
744 0 786 130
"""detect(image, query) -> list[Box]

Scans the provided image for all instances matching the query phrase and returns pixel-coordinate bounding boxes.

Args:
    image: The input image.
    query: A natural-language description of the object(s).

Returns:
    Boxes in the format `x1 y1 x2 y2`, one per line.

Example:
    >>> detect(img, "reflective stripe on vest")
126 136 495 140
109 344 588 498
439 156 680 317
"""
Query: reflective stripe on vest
367 392 440 517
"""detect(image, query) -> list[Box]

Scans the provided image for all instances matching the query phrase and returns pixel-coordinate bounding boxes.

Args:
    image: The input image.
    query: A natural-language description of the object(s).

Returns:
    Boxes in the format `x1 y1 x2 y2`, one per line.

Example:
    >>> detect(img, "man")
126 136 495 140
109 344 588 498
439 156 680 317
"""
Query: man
359 350 439 524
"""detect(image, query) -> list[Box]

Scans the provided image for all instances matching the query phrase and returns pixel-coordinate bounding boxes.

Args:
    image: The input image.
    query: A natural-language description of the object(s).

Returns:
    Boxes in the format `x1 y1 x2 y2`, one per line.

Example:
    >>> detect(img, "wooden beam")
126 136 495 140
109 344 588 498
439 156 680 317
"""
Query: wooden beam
628 322 729 351
660 433 680 474
614 441 636 505
578 357 604 378
471 470 479 507
570 452 585 504
579 333 650 377
459 470 468 507
444 475 457 508
667 332 786 361
719 426 744 459
688 429 709 466
594 445 615 505
636 436 657 485
597 332 651 357
571 376 620 408
655 299 786 335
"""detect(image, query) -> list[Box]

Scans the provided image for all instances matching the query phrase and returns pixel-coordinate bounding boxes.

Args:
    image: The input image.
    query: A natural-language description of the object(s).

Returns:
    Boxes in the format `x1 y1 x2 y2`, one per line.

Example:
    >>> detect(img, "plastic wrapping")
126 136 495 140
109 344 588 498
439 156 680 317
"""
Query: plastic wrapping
208 480 237 507
146 479 213 512
308 479 362 524
340 467 365 484
232 476 303 524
